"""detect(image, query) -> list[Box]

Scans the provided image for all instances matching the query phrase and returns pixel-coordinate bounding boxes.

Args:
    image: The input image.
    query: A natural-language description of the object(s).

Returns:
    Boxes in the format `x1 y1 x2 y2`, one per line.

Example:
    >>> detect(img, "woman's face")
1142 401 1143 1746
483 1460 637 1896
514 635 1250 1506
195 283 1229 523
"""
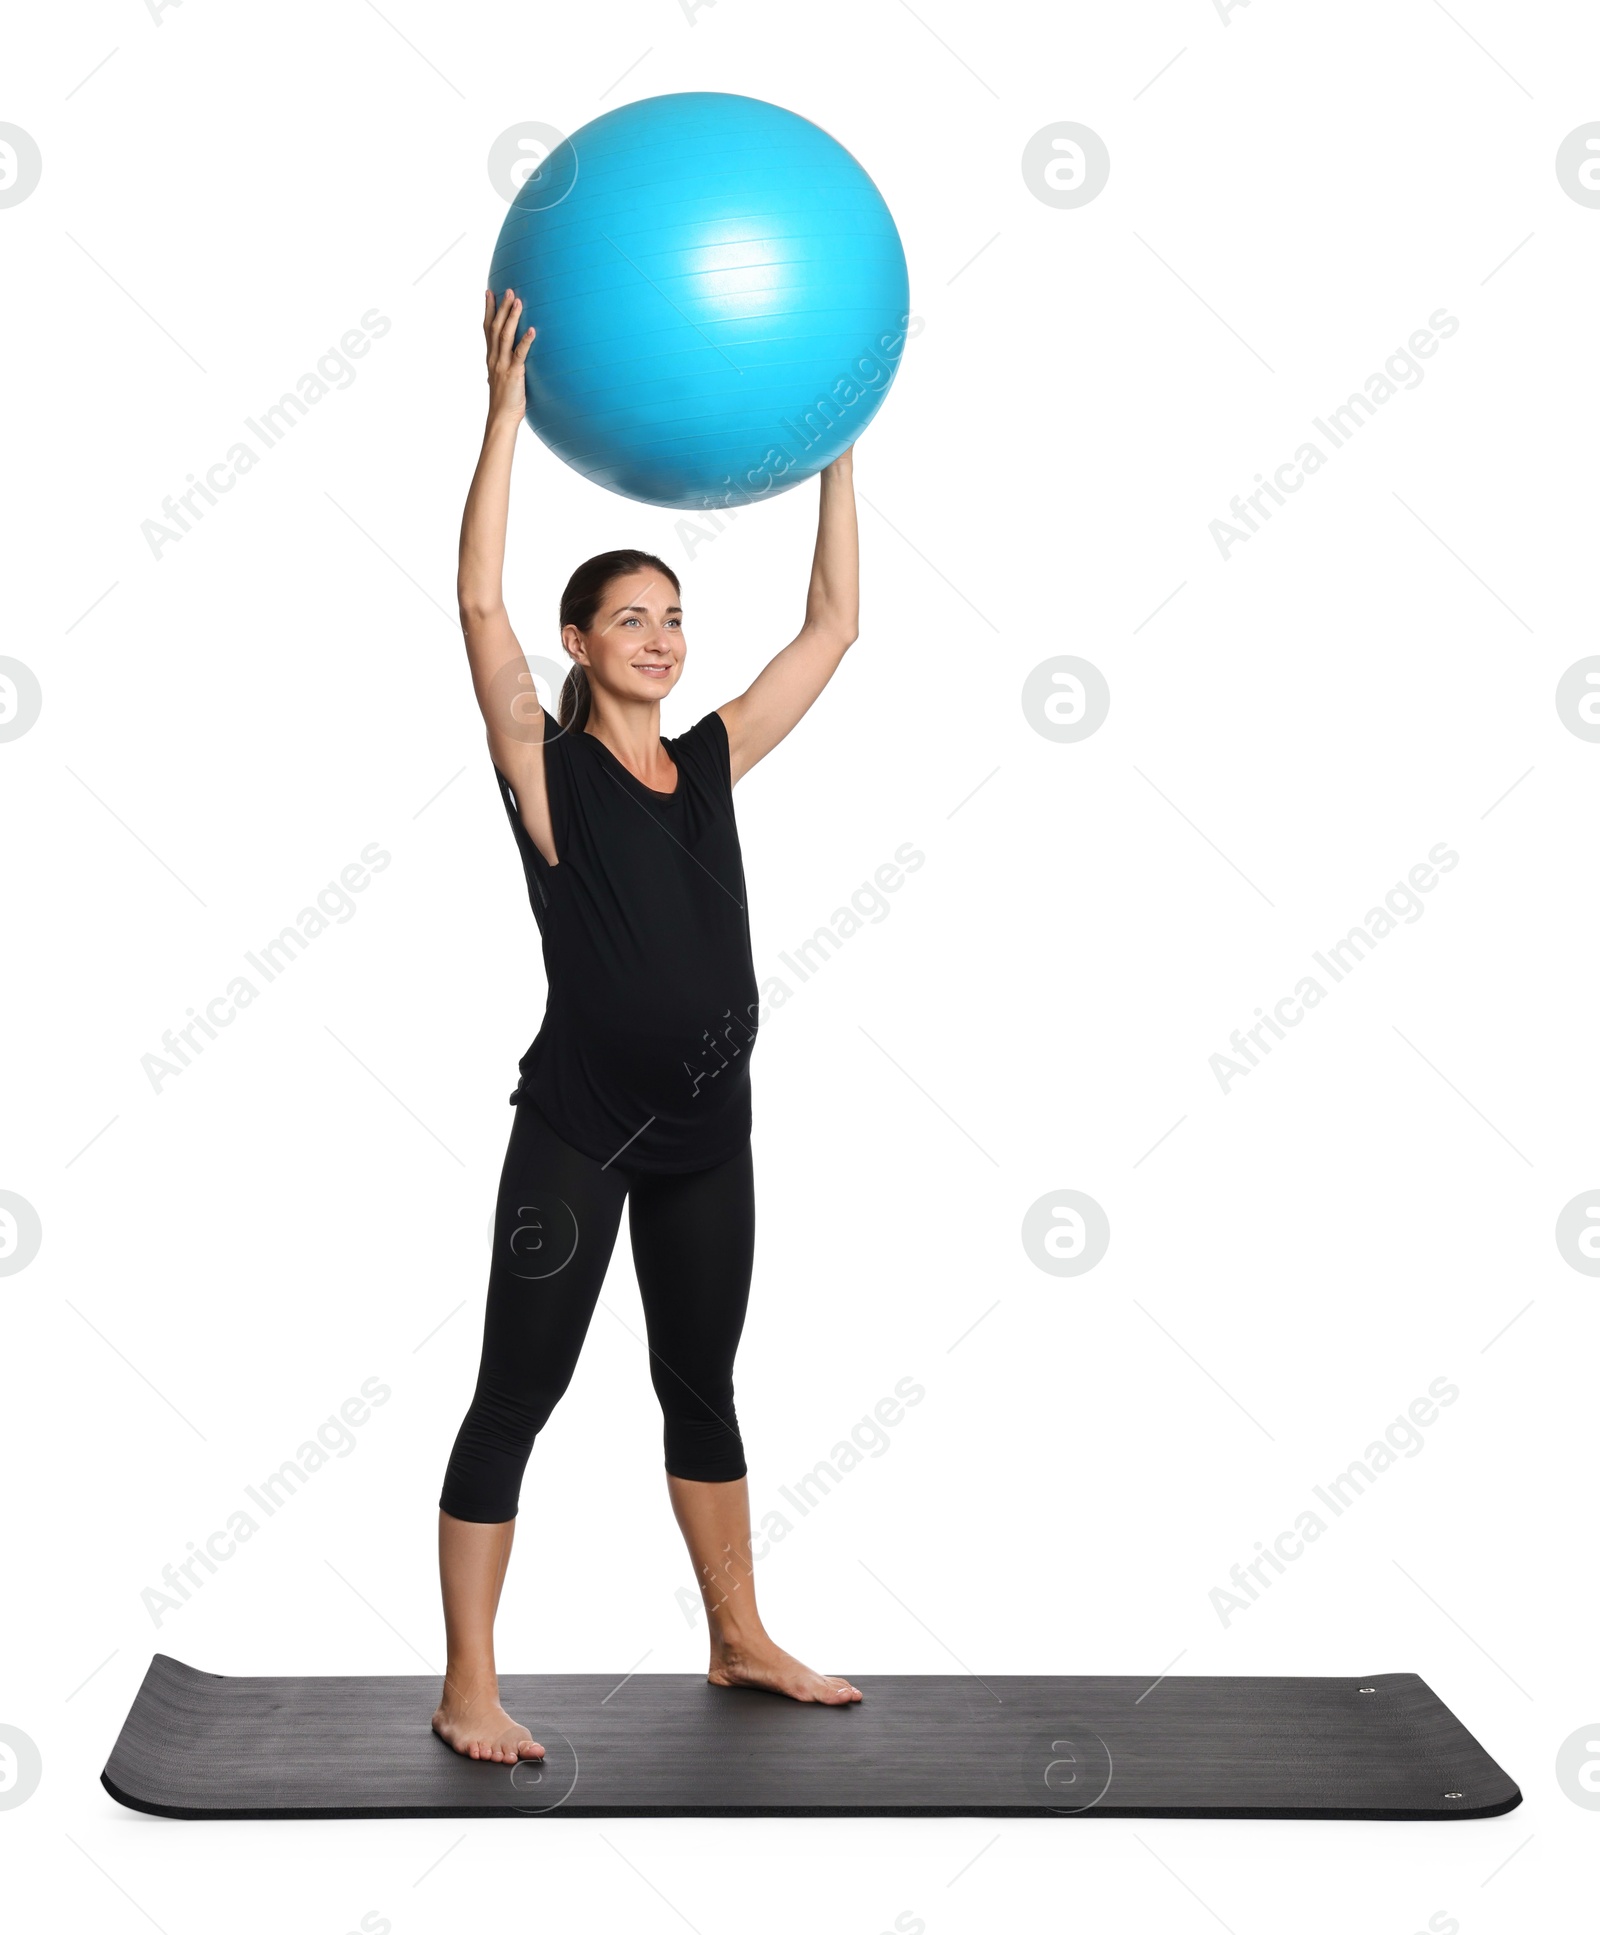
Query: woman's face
565 570 683 701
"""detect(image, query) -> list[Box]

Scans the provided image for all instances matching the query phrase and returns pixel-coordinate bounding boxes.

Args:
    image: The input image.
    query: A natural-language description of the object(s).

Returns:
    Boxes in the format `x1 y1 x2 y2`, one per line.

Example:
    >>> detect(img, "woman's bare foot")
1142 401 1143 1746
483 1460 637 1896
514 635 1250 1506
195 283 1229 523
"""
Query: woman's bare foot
432 1683 545 1762
707 1634 862 1704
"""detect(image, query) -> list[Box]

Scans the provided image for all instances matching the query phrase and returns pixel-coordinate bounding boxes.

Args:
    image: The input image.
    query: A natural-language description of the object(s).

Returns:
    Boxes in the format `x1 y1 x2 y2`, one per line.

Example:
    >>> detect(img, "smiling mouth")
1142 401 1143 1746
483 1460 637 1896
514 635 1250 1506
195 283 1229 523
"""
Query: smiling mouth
633 663 671 677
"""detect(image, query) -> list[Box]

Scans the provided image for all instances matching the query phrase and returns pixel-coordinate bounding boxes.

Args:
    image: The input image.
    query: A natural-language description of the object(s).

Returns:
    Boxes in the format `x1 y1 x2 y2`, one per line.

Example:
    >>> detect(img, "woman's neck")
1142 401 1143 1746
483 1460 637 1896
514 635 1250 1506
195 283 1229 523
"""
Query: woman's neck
584 697 674 788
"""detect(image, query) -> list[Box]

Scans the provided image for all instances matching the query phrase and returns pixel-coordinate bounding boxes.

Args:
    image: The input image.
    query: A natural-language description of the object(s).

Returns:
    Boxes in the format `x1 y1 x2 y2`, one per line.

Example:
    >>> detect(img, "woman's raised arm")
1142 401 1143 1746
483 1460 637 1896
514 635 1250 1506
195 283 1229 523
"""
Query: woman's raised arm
717 449 860 787
458 290 560 864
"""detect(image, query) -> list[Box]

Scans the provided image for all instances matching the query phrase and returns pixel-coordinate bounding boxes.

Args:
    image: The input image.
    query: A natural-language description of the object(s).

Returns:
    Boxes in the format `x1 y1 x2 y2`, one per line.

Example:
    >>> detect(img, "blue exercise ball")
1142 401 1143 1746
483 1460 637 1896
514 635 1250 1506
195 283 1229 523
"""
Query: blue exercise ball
488 92 910 510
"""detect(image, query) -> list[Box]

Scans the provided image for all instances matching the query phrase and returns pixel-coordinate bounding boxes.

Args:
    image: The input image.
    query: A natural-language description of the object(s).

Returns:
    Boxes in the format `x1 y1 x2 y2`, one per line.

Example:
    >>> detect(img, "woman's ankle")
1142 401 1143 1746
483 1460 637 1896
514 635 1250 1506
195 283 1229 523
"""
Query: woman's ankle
440 1660 500 1707
708 1617 769 1659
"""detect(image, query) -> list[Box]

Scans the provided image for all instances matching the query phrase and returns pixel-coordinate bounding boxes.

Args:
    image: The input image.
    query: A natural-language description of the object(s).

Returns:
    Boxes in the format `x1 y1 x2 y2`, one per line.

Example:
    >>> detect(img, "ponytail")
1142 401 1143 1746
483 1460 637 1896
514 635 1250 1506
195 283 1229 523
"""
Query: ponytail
557 661 592 733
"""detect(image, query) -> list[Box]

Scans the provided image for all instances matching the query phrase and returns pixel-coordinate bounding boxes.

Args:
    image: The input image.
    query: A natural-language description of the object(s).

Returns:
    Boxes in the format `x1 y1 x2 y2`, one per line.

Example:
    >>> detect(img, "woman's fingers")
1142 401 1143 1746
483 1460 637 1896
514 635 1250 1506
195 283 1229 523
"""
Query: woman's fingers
488 291 523 365
482 290 530 399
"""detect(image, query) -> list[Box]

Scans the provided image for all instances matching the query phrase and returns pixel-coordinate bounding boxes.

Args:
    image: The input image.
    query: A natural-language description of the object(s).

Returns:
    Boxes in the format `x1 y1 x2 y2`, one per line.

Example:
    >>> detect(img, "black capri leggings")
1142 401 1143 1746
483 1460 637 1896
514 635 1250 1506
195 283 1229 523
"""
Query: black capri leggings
439 1099 755 1522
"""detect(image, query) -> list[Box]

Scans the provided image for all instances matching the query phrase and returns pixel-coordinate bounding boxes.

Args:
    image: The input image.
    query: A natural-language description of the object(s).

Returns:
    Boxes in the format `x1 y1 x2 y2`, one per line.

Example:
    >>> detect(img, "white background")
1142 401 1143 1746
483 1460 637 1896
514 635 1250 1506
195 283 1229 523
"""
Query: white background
3 0 1597 1929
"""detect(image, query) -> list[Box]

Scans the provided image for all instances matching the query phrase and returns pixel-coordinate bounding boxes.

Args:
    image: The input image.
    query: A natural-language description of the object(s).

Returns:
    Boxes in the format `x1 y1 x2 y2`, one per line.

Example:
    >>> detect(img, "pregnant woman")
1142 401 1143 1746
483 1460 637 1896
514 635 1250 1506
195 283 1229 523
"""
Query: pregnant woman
433 291 864 1762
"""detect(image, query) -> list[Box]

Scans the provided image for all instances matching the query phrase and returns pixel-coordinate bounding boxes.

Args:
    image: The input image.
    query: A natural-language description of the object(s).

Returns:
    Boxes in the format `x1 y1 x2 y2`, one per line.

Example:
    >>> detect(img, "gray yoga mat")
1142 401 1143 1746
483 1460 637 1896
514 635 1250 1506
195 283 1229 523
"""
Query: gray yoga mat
101 1653 1520 1819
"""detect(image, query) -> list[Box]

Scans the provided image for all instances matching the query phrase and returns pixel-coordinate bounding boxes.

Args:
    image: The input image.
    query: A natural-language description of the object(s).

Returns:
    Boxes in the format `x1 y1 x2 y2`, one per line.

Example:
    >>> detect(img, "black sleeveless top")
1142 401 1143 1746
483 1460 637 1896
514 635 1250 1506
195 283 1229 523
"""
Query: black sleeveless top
493 705 760 1174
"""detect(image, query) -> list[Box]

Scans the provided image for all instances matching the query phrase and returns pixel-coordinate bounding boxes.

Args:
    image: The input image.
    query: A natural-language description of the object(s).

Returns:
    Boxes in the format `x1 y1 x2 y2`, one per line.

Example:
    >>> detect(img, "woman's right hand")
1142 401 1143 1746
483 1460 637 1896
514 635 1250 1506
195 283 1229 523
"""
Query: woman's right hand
484 287 535 424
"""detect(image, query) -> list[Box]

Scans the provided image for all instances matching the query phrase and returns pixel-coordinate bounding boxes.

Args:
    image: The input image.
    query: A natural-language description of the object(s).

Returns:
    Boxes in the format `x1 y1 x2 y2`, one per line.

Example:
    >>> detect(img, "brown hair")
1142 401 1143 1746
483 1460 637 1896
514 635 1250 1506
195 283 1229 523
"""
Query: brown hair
557 549 683 732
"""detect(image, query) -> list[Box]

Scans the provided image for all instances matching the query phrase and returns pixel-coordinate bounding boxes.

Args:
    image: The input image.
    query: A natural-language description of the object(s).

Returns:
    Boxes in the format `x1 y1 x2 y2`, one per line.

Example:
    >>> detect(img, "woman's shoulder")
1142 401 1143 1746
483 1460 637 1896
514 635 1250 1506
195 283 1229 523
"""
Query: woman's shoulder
666 707 730 758
538 705 582 751
666 707 733 798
